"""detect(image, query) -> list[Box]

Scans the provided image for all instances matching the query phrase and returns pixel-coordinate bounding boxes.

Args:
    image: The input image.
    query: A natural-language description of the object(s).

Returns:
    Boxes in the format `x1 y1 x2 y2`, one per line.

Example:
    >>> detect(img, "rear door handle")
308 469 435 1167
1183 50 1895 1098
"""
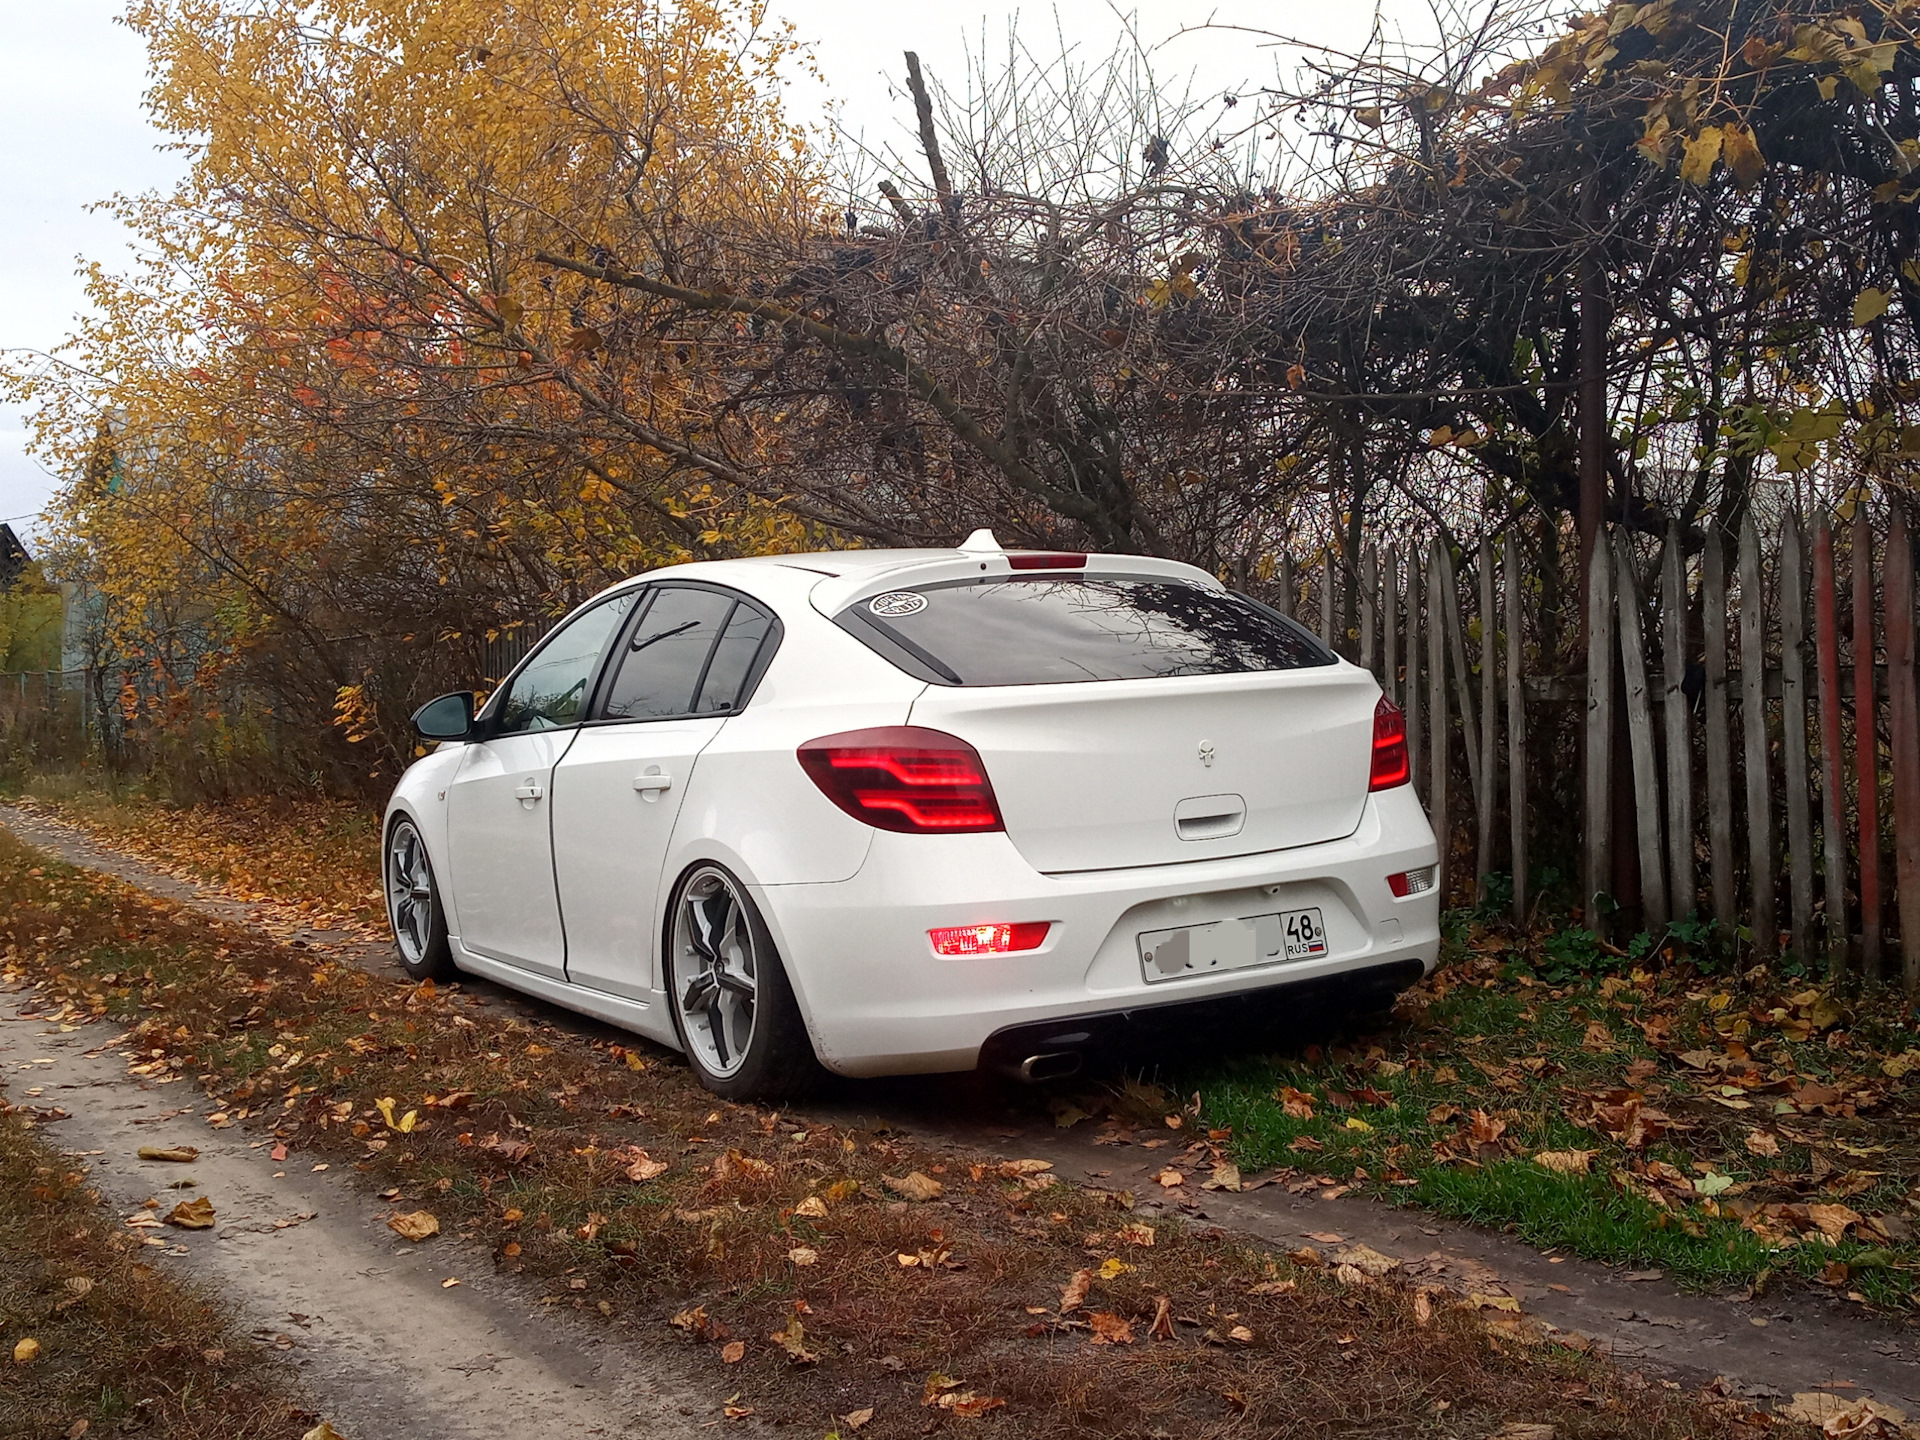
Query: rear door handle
514 780 545 802
632 771 673 793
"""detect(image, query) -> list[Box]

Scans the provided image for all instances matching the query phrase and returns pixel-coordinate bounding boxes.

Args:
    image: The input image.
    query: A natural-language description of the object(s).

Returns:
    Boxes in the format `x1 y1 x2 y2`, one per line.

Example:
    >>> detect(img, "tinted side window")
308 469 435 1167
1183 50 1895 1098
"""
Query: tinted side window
602 586 737 720
840 577 1333 686
495 592 638 734
695 605 774 714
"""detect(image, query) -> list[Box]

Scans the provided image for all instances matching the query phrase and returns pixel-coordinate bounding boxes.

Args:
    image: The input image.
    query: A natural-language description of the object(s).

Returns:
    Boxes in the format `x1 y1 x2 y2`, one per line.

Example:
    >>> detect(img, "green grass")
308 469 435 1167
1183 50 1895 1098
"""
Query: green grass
1191 940 1920 1305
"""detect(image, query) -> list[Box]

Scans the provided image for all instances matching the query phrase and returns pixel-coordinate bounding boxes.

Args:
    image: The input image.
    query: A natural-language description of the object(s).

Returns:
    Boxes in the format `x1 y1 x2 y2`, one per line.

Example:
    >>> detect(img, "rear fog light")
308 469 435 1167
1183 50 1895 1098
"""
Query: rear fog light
928 922 1052 956
1387 866 1436 898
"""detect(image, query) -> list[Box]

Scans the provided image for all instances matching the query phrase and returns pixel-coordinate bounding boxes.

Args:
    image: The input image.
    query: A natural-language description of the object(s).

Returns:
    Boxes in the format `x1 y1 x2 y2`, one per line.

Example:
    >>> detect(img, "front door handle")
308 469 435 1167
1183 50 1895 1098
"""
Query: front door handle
514 780 545 803
632 771 673 794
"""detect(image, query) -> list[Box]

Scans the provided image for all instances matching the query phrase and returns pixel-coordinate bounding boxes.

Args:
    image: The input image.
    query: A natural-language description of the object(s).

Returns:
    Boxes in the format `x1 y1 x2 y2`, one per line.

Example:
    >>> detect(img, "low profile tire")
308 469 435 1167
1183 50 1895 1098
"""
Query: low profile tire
665 862 818 1100
385 817 456 982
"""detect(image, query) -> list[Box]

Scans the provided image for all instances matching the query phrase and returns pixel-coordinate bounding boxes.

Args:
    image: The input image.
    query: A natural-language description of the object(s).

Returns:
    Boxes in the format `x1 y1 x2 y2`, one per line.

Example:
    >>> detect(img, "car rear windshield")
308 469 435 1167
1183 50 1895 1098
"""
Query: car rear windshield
838 576 1335 686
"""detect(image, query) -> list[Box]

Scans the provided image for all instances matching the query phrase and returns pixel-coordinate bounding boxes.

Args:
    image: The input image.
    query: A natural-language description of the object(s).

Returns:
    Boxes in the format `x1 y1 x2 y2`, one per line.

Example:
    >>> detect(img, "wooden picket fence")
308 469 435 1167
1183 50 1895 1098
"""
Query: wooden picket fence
1277 506 1920 989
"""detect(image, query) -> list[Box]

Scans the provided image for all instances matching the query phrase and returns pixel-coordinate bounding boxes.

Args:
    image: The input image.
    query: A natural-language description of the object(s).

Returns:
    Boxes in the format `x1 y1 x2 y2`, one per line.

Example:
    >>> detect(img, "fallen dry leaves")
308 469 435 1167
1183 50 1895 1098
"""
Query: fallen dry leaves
386 1210 439 1242
164 1196 215 1230
767 1313 818 1366
137 1145 198 1163
923 1374 1007 1418
1087 1311 1134 1345
881 1171 943 1202
1060 1269 1092 1313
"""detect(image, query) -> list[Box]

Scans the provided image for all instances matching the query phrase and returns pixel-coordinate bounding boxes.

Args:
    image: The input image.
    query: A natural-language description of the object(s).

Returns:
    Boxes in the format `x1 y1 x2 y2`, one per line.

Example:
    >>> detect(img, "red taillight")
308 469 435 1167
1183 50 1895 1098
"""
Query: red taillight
797 726 1005 833
928 921 1051 955
1369 696 1410 791
1007 552 1087 570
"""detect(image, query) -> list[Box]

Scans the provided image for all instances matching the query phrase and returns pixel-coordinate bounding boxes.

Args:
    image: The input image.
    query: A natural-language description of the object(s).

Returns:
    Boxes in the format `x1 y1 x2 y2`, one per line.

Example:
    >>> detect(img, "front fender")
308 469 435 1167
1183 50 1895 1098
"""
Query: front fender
383 745 468 921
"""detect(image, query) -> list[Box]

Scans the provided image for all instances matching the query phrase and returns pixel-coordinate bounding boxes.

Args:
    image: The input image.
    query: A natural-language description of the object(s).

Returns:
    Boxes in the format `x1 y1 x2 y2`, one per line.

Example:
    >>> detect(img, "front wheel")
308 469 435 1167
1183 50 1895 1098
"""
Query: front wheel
385 817 455 981
665 863 817 1100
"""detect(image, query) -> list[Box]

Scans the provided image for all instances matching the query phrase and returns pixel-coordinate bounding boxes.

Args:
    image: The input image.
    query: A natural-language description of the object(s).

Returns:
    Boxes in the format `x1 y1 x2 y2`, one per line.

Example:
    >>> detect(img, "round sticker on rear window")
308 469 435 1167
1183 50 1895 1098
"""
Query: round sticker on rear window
869 591 927 618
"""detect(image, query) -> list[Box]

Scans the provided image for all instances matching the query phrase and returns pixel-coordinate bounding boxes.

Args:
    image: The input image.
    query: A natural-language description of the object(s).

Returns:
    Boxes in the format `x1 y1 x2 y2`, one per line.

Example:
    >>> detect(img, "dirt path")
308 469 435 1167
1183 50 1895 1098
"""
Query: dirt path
0 991 715 1439
5 801 1920 1420
0 804 721 1439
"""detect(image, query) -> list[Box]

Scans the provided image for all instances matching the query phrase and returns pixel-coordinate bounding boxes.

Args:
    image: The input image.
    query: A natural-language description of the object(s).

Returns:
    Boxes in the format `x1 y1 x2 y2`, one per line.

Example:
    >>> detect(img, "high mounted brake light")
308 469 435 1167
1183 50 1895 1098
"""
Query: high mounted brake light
1369 696 1410 791
1006 552 1087 570
797 726 1005 834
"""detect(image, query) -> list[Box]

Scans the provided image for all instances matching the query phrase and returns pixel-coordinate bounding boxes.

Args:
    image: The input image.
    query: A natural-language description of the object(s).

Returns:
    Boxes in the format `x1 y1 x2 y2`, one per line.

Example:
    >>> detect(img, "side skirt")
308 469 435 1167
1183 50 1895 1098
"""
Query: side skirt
450 940 682 1051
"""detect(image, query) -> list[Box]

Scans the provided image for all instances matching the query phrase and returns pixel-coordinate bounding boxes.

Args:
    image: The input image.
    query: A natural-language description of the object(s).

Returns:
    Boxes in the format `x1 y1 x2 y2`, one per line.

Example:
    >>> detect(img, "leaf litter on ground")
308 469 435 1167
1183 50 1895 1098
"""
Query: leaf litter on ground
0 803 1821 1437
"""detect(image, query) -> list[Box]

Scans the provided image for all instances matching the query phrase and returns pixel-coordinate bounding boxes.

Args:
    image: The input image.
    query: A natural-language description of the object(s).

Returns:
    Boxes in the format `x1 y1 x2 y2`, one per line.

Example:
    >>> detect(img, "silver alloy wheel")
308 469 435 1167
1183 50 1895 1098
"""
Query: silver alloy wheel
387 820 436 966
671 866 759 1079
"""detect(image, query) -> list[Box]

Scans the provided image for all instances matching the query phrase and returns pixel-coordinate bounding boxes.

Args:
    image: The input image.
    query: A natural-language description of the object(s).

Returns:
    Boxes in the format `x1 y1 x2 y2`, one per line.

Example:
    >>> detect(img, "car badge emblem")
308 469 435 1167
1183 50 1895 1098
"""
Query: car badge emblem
1198 740 1215 767
869 591 927 617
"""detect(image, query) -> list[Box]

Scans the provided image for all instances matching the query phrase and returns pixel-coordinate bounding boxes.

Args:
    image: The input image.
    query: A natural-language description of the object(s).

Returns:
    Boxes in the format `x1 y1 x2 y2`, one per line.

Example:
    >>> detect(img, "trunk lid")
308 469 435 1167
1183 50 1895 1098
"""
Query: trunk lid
909 665 1381 874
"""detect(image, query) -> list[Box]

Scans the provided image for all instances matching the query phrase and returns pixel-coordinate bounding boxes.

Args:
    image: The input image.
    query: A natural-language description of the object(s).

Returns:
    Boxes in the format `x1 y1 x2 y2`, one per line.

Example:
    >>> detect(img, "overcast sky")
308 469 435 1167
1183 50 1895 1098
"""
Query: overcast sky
0 0 1420 548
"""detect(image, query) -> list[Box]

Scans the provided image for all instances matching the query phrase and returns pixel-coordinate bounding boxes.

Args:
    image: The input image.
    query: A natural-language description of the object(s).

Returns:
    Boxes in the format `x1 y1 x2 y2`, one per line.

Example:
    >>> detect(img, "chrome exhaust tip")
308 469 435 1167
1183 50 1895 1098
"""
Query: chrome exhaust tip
1016 1051 1082 1083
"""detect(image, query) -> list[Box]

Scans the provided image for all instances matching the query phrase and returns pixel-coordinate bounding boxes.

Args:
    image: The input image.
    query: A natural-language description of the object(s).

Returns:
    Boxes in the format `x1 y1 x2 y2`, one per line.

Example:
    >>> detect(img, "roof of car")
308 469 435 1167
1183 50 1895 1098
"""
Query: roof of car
719 547 984 576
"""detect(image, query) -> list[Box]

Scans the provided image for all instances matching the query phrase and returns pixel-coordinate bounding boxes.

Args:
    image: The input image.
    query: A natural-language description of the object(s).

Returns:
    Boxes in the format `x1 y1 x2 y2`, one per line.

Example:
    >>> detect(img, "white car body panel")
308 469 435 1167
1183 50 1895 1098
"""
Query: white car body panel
443 728 572 978
908 666 1380 874
383 541 1441 1080
551 716 728 1000
755 784 1439 1076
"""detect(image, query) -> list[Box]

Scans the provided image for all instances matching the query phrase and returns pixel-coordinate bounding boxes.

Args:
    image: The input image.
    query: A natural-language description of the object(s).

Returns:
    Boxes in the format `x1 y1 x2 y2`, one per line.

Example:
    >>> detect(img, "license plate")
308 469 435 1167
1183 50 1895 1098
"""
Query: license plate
1138 907 1328 983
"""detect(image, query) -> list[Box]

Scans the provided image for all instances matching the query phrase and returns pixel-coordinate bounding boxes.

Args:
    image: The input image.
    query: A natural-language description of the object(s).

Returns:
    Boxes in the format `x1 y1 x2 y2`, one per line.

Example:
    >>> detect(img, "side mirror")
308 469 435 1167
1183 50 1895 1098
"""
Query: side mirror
412 691 477 741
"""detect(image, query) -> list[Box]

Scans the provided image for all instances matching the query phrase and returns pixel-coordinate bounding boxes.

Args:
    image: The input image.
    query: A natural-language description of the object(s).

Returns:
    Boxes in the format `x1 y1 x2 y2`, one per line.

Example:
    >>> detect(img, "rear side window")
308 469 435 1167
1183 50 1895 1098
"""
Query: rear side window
838 576 1333 686
600 584 778 720
696 605 774 713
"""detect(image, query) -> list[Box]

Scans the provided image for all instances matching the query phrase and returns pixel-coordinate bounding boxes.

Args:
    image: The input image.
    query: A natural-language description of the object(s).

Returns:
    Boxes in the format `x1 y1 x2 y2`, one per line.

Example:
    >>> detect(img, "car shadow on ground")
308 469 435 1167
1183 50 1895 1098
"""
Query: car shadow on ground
802 986 1400 1139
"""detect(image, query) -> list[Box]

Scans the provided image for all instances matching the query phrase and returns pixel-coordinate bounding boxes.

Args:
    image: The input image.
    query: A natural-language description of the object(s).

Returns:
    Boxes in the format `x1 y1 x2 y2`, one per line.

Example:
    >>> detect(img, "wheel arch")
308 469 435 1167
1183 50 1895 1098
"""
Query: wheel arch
381 802 456 940
656 854 825 1065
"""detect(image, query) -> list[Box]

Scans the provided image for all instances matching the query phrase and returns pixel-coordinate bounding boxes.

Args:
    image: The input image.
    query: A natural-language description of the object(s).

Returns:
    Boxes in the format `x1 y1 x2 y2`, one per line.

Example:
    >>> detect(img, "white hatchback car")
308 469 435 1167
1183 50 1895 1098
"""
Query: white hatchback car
384 532 1440 1098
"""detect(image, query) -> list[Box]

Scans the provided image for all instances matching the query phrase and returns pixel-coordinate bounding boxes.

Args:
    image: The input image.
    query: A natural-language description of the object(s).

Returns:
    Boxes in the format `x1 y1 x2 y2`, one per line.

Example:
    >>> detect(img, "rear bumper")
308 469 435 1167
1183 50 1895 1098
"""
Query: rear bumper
752 784 1440 1078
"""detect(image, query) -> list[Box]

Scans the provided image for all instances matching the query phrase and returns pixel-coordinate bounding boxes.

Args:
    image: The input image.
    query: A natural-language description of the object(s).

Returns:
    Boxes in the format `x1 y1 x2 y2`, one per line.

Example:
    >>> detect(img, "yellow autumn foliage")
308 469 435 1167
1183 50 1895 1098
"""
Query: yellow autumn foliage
6 0 827 778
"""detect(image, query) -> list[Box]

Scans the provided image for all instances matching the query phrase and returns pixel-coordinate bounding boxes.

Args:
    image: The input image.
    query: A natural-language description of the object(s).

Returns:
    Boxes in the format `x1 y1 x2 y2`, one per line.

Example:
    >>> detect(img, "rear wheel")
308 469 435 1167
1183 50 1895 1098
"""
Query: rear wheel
665 863 816 1100
385 817 455 982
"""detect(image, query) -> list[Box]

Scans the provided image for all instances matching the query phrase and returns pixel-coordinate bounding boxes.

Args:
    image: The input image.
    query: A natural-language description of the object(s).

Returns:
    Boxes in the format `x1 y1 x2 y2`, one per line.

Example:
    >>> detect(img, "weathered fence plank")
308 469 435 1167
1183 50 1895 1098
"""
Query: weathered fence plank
1360 546 1378 674
1813 513 1849 975
1887 503 1920 993
1382 545 1399 707
1615 533 1669 929
1477 537 1498 900
1780 516 1814 965
1855 511 1883 978
1585 539 1615 933
1660 525 1695 917
1740 516 1776 956
1302 509 1920 963
1440 546 1484 829
1703 535 1736 929
1506 538 1527 924
1428 542 1450 899
1405 557 1424 805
